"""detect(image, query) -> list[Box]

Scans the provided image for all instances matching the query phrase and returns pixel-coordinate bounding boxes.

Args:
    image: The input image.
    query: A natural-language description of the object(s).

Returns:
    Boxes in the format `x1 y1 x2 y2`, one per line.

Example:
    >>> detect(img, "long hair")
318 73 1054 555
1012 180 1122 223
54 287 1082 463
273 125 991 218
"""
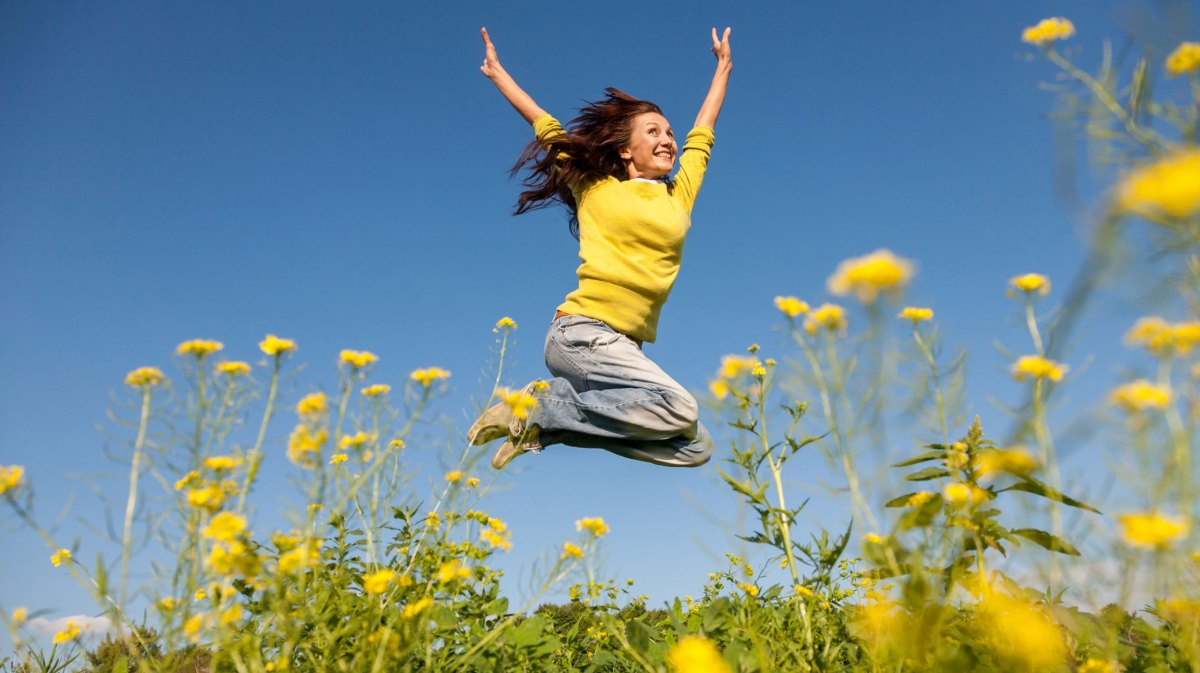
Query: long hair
511 88 665 239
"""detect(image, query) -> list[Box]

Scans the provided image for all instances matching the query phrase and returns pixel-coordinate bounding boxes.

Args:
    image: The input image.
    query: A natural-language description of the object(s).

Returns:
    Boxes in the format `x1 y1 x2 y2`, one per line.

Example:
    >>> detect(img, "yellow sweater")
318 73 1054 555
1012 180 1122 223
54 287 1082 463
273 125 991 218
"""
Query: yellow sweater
533 114 715 343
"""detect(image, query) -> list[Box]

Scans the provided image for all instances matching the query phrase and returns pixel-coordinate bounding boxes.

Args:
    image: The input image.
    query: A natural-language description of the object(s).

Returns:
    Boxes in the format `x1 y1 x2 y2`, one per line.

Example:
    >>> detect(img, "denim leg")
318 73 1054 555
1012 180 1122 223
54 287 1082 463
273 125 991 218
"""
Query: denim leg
528 315 712 468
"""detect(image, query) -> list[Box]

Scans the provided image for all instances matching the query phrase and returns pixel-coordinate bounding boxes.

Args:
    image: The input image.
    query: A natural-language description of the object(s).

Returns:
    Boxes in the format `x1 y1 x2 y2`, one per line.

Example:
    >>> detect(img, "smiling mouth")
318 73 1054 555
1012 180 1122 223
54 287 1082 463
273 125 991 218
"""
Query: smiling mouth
654 151 674 161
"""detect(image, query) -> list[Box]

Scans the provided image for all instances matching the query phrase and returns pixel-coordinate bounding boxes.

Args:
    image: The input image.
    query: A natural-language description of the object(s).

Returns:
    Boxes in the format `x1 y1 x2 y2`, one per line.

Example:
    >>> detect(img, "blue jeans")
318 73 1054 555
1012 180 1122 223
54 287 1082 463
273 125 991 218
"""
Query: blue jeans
528 314 712 467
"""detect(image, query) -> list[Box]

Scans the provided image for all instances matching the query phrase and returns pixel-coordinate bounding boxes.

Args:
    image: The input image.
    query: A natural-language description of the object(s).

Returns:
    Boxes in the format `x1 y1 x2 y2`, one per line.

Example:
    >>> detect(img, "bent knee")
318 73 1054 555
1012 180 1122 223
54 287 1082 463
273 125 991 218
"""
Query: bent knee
661 389 700 432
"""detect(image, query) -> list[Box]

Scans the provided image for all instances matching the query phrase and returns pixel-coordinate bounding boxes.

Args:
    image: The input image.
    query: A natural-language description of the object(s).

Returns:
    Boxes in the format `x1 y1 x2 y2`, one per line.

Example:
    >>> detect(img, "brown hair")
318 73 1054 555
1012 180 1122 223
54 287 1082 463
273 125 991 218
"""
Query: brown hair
511 88 666 239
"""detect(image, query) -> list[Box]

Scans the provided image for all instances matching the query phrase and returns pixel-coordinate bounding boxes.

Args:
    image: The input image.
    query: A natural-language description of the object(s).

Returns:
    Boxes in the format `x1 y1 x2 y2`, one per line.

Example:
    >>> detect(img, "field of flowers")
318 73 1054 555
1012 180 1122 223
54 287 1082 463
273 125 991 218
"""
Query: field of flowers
3 18 1200 673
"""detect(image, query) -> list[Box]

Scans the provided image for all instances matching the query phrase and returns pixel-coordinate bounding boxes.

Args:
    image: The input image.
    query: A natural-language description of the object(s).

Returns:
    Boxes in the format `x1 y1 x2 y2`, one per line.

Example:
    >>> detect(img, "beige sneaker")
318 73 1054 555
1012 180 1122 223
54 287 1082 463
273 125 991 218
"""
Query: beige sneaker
491 426 540 470
467 401 512 446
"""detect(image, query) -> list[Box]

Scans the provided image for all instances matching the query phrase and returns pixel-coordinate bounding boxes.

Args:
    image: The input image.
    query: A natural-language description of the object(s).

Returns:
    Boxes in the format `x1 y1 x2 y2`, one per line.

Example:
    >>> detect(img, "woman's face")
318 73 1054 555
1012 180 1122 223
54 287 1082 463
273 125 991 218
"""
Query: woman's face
620 112 677 179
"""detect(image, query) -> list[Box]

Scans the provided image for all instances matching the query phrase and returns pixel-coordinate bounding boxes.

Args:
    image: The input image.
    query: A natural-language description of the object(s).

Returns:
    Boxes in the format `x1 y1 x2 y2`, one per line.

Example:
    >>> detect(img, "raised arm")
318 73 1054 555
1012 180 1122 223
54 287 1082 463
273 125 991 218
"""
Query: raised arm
480 27 548 125
694 27 733 129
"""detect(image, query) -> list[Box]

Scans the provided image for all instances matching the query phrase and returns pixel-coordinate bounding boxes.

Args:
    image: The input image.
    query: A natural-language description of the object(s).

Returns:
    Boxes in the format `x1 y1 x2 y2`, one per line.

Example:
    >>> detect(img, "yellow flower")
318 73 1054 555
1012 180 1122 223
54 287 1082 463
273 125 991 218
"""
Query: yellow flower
708 379 730 400
943 482 988 506
480 527 512 551
329 453 348 465
1110 379 1172 412
976 448 1040 478
1119 511 1188 549
495 316 518 331
295 392 328 417
278 544 320 574
174 471 200 491
186 485 226 510
827 249 913 303
864 533 886 545
0 464 24 495
361 384 391 397
1173 321 1200 355
1115 148 1200 220
194 588 207 601
903 491 935 507
717 354 760 379
1078 658 1119 673
750 365 766 378
388 439 406 450
339 431 373 449
52 621 80 644
287 426 327 469
804 303 848 335
774 296 809 318
1125 316 1173 354
218 604 242 627
157 597 176 611
576 517 610 537
466 477 480 488
12 607 27 624
339 349 378 369
1010 355 1067 382
202 512 247 542
1009 273 1050 296
411 367 451 387
203 455 242 472
975 591 1067 669
1021 17 1075 46
794 585 814 598
666 635 732 673
207 541 261 577
176 339 224 358
51 549 71 567
402 596 433 619
499 386 538 420
271 531 299 551
737 582 759 597
363 568 396 594
437 559 472 584
444 470 464 484
898 306 933 323
1166 42 1200 77
183 614 204 642
561 542 584 559
216 361 251 376
259 334 297 356
125 366 165 388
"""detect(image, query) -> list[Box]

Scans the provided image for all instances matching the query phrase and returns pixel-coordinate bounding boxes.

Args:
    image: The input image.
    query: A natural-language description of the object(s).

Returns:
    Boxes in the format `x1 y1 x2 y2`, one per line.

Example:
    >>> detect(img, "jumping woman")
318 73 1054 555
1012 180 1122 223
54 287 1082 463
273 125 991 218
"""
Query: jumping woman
470 26 733 470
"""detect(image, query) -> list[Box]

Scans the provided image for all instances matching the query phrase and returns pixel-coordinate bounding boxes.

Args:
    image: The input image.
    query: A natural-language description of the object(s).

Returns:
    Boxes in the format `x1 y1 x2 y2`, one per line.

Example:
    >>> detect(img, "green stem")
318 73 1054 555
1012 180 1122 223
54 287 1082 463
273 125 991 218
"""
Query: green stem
119 386 152 607
237 355 282 514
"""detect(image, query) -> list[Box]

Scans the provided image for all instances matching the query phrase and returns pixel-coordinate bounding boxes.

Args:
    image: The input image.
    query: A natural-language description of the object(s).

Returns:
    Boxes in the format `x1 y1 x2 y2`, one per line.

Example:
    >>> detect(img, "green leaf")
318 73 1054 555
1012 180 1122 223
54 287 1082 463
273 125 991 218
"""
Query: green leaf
625 620 655 654
892 451 949 468
1010 528 1081 556
715 466 767 504
905 467 951 482
702 598 732 632
1001 478 1101 513
885 492 928 508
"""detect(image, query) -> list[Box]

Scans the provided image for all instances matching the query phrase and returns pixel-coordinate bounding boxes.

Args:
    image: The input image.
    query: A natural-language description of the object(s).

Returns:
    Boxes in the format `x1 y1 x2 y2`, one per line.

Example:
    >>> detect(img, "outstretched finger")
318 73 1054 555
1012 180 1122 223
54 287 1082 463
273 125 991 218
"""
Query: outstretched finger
481 27 493 48
722 27 731 44
711 26 719 48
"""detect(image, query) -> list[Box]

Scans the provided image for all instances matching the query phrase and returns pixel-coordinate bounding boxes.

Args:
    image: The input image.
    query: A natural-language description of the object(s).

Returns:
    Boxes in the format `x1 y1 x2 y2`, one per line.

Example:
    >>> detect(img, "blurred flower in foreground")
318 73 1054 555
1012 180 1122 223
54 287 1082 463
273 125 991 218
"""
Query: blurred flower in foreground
0 465 24 495
976 448 1039 478
177 339 224 358
1124 317 1200 357
296 392 328 418
898 306 933 323
1021 17 1075 46
203 512 247 543
411 367 451 387
1115 148 1200 220
51 548 71 567
363 568 395 594
804 303 848 335
1109 379 1172 412
975 591 1067 670
402 596 433 619
52 621 80 644
216 361 251 377
774 295 809 318
1011 355 1067 382
361 384 390 397
259 334 297 356
203 455 241 471
495 316 517 331
1119 512 1188 549
1009 273 1050 296
1166 42 1200 77
666 635 732 673
498 386 538 420
944 482 988 506
437 559 472 584
561 542 584 559
125 366 165 388
576 517 609 537
339 349 378 369
827 249 913 303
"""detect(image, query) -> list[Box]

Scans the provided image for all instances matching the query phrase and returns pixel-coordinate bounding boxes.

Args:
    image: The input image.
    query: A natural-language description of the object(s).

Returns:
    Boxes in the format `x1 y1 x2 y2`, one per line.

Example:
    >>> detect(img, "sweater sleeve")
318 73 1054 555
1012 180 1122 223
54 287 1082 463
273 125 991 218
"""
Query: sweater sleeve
532 113 566 148
671 126 715 213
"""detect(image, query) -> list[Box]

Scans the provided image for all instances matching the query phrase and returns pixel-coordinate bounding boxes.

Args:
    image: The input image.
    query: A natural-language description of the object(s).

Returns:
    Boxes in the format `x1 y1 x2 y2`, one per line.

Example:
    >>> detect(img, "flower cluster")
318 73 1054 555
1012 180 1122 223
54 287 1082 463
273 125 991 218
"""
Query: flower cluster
259 334 297 356
0 464 23 495
411 367 452 387
125 366 165 388
1115 148 1200 221
339 349 378 369
1124 316 1200 357
1165 41 1200 77
1021 17 1075 46
826 249 914 303
1010 355 1067 382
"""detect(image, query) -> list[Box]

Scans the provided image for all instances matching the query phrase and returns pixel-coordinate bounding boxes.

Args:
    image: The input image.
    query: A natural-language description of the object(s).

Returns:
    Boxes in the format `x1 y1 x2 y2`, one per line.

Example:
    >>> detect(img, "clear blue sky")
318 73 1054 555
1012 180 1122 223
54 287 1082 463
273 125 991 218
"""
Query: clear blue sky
2 0 1195 639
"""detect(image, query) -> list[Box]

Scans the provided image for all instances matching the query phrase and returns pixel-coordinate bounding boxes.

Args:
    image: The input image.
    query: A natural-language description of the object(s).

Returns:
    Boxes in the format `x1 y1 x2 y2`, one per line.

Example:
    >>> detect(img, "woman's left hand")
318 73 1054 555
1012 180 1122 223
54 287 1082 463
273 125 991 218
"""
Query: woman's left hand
711 27 732 64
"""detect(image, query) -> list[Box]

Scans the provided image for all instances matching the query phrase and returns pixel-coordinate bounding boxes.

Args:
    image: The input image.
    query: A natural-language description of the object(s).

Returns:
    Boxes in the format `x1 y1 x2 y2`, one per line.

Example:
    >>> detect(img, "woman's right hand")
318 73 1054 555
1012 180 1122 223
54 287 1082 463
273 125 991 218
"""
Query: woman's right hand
480 27 504 79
